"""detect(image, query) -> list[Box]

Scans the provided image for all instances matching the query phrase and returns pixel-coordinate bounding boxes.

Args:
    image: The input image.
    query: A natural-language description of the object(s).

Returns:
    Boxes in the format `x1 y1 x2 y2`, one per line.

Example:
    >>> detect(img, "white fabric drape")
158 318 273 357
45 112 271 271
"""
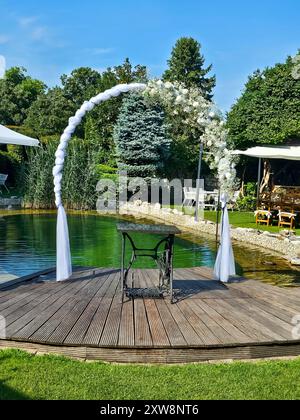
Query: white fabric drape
214 194 236 283
53 83 146 281
56 206 72 281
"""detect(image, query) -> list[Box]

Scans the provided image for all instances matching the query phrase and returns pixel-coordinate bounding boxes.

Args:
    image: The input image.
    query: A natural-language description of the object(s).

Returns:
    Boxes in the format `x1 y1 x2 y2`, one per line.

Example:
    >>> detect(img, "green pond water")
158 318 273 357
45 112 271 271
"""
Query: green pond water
0 213 299 287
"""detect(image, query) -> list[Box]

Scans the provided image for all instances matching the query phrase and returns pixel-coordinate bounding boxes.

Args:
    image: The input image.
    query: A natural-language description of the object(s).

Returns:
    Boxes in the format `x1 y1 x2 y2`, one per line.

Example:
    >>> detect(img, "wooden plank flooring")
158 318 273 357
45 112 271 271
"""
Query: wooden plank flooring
1 266 300 363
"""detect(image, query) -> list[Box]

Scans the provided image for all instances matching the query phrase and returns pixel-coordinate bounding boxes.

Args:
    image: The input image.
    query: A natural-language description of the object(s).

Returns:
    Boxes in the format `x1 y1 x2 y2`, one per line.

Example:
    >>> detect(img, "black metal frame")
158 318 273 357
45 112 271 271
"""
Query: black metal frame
120 232 175 303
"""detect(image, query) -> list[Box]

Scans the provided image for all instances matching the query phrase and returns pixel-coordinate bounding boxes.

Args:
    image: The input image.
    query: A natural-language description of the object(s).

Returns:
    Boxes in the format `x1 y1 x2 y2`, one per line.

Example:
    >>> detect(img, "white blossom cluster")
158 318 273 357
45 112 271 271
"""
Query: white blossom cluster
144 80 237 194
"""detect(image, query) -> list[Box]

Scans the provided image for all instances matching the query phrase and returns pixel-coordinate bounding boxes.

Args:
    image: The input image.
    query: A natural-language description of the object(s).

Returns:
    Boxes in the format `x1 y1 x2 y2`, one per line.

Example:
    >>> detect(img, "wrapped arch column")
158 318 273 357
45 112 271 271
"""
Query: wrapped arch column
53 83 146 281
214 194 236 283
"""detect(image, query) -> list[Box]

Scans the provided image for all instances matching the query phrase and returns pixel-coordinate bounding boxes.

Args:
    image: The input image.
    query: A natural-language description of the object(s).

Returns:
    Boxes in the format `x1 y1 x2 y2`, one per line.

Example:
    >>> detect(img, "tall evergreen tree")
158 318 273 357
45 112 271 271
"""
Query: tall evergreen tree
163 37 216 100
85 59 149 165
113 93 170 178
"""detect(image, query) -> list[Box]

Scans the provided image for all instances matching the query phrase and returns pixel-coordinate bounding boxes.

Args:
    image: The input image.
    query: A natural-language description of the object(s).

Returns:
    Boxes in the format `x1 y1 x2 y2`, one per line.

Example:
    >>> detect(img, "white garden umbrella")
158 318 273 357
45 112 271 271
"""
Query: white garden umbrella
0 124 39 147
231 145 300 161
232 145 300 205
214 194 236 283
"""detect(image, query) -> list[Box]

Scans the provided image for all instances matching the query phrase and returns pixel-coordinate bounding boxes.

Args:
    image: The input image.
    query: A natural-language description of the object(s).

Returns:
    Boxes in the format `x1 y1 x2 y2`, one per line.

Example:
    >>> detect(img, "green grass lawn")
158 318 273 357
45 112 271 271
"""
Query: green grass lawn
204 210 300 235
167 205 300 235
1 350 300 400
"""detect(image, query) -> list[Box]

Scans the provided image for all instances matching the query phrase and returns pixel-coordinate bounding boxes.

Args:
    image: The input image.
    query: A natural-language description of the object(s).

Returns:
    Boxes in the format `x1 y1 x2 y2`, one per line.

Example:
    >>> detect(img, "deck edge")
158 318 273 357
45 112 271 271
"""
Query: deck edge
1 339 300 364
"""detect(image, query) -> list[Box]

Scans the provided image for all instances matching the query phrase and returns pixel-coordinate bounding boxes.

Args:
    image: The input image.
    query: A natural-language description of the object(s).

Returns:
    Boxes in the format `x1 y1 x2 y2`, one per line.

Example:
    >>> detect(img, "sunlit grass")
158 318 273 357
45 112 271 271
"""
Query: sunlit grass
1 350 300 400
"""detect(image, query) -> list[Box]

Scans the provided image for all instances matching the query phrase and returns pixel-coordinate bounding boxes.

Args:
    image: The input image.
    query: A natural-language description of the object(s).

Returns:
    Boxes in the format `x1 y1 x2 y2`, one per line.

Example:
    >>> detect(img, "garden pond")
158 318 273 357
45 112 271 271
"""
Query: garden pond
0 212 299 287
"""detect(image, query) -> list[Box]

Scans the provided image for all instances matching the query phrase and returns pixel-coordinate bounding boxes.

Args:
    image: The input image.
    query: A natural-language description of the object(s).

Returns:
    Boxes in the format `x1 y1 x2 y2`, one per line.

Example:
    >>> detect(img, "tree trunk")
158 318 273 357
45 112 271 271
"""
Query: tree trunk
240 165 247 197
260 159 272 193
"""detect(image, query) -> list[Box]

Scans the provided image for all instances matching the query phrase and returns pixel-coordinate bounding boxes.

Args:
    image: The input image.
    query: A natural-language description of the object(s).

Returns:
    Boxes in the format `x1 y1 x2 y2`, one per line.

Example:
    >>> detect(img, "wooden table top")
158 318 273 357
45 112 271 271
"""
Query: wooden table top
117 222 181 235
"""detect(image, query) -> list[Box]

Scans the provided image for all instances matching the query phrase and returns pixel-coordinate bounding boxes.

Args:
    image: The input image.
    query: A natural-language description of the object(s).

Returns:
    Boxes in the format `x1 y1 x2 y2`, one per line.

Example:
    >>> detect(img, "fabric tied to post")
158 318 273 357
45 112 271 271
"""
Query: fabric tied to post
214 194 236 283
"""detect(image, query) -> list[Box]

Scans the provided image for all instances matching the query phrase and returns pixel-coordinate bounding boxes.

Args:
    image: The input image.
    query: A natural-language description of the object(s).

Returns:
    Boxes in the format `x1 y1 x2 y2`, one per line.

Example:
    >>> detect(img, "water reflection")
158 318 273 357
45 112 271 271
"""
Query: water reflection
0 214 299 286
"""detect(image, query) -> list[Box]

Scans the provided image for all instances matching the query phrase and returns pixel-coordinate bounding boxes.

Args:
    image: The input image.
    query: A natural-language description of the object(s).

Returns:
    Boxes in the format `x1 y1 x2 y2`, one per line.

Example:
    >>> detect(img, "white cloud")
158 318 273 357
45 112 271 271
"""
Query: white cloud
0 35 10 45
18 16 39 27
0 55 6 79
31 26 48 41
88 48 114 56
17 16 50 43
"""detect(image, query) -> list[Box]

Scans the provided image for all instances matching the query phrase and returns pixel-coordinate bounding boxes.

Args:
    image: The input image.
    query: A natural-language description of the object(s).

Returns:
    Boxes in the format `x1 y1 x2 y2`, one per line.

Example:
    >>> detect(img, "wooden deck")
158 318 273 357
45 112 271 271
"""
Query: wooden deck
1 266 300 364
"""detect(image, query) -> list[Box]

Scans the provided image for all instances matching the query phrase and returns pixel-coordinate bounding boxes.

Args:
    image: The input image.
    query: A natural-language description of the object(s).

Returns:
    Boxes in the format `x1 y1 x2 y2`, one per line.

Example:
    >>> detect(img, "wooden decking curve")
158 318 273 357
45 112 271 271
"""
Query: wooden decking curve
0 266 300 363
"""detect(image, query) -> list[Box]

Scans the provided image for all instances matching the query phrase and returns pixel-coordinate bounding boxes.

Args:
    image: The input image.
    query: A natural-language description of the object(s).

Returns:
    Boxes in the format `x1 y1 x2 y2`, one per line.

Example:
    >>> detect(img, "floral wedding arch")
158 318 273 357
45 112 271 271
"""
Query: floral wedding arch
53 81 236 282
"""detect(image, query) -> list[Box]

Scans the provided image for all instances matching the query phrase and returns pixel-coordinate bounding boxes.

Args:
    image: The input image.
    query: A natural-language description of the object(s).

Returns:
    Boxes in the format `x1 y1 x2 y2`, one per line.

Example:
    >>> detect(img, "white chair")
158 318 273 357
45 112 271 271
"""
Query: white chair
203 189 218 211
0 174 8 193
183 187 196 206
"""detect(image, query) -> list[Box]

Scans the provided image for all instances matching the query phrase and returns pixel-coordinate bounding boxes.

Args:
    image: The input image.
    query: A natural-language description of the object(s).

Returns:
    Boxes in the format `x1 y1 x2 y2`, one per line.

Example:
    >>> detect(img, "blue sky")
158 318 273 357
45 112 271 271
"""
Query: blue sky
0 0 299 111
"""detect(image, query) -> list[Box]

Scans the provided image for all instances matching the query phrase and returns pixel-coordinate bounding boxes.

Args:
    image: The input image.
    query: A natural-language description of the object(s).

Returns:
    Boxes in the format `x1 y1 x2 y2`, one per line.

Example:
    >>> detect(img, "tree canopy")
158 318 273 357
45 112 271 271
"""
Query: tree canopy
0 67 46 126
25 87 76 137
25 59 148 143
227 54 300 149
163 37 216 100
61 67 102 109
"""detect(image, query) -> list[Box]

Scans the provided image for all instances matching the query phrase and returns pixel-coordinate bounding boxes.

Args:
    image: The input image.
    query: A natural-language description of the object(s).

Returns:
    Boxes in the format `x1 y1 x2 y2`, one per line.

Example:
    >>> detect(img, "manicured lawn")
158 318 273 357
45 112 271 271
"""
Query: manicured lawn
170 205 300 235
204 211 300 235
1 350 300 400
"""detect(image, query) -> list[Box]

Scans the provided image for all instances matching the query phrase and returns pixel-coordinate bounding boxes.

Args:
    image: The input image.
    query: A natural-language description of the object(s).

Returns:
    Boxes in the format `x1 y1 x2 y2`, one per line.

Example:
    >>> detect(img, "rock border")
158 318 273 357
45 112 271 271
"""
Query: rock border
117 201 300 266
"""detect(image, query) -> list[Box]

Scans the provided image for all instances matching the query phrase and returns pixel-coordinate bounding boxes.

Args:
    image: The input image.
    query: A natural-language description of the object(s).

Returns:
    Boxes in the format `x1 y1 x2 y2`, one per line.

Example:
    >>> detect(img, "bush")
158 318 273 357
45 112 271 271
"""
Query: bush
236 182 257 211
95 164 118 182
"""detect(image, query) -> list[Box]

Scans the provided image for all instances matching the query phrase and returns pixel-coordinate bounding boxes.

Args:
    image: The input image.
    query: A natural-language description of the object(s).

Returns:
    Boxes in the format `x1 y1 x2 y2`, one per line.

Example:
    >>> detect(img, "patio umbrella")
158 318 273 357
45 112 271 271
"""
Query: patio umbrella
231 145 300 161
232 145 300 206
0 124 39 147
214 194 236 283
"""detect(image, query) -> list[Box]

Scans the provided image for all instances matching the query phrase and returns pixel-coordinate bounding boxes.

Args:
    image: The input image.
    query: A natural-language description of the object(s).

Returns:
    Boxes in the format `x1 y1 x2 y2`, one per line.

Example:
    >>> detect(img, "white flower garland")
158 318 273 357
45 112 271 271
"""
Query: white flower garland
53 80 236 282
143 80 237 193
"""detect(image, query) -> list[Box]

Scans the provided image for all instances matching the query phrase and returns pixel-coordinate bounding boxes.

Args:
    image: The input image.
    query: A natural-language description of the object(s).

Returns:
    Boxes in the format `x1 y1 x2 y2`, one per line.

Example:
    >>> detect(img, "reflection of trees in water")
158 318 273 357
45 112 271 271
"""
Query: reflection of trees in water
1 214 300 286
1 214 215 274
233 243 300 286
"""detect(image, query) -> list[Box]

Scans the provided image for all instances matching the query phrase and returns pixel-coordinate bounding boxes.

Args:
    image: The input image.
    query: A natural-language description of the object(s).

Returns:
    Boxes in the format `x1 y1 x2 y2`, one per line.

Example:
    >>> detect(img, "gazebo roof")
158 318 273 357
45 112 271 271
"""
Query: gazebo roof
232 145 300 161
0 125 39 147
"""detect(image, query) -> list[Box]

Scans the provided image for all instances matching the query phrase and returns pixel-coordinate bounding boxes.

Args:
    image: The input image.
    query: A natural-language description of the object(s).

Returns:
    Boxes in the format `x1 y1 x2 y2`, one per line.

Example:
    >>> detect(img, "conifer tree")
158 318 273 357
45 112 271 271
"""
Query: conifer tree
163 37 215 100
114 93 170 178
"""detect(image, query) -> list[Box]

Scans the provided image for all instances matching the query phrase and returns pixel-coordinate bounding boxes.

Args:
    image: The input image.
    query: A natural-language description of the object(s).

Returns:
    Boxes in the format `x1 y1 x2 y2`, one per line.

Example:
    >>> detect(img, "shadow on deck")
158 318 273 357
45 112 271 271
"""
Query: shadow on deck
0 266 300 364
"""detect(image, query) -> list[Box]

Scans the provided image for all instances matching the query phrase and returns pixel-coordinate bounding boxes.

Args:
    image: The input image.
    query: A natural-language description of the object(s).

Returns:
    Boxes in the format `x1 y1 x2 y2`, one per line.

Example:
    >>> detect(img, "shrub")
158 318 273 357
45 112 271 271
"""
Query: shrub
236 182 257 211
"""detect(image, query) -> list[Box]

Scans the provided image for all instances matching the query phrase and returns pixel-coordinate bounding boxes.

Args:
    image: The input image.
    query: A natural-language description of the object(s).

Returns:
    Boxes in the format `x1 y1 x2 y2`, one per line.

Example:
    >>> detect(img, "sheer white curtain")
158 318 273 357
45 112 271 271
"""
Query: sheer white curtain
214 194 236 283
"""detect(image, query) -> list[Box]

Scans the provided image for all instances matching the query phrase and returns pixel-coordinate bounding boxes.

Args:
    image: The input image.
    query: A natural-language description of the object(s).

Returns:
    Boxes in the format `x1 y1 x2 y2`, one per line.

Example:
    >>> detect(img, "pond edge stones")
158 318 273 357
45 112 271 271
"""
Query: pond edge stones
115 200 300 266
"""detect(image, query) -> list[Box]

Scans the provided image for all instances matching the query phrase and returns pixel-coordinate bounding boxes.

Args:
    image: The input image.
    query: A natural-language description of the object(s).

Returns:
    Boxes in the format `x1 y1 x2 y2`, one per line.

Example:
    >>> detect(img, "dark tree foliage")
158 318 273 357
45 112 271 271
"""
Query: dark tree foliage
163 37 216 100
85 59 148 165
0 67 46 125
61 67 102 109
227 54 300 149
25 87 76 137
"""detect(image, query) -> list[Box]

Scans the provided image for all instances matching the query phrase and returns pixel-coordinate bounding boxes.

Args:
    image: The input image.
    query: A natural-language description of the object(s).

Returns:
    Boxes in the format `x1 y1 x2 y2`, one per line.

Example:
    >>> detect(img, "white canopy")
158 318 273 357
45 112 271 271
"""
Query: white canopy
0 124 39 147
232 145 300 161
